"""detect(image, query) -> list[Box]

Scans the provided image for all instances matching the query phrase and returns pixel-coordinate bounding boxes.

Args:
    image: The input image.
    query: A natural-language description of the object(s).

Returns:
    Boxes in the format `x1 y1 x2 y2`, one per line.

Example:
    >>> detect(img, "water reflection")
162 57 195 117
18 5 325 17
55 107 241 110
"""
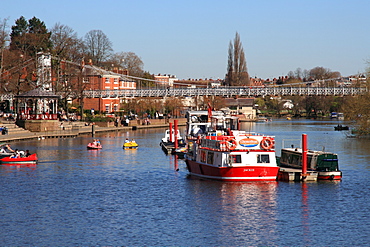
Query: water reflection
301 182 310 242
1 122 369 245
185 179 279 245
0 164 37 173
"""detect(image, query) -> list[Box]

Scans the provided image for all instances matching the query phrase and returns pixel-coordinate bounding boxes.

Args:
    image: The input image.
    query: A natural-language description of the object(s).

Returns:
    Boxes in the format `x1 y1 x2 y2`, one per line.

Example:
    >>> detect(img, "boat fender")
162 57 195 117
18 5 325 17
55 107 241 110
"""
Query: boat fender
226 138 237 150
260 137 274 150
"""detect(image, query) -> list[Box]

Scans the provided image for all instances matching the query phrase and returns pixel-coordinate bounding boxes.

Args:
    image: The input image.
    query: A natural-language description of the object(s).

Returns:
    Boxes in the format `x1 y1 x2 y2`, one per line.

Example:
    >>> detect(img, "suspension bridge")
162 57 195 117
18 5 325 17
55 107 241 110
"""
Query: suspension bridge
83 86 366 98
1 53 367 100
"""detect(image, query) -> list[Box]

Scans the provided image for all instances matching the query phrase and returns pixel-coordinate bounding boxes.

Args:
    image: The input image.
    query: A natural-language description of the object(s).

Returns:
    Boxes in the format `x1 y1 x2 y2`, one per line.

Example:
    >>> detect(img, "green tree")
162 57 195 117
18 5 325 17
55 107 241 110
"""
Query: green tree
10 16 51 57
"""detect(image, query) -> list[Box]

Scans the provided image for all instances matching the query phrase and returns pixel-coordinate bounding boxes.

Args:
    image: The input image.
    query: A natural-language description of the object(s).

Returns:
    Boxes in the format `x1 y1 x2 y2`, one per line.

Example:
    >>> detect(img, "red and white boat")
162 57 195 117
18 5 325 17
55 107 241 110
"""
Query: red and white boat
0 153 38 165
185 130 279 182
87 142 102 149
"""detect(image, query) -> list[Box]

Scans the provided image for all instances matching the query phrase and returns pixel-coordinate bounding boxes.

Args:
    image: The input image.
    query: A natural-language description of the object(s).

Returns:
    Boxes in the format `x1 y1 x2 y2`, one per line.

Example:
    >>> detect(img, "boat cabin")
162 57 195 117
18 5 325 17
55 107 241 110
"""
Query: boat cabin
185 110 239 139
161 129 183 143
280 148 340 172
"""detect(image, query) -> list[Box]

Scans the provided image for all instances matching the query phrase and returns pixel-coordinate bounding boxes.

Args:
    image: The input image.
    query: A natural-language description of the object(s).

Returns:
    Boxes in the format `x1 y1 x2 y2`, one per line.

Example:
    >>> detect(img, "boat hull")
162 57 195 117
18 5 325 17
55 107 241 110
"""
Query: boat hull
0 154 38 165
317 171 342 180
185 159 279 181
87 143 102 149
123 142 138 149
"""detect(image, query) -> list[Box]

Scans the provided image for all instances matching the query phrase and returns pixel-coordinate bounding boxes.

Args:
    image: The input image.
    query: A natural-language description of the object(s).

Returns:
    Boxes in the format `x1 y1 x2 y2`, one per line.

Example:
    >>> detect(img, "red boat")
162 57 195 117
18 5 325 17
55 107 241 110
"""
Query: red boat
0 153 38 165
185 130 279 182
87 142 102 149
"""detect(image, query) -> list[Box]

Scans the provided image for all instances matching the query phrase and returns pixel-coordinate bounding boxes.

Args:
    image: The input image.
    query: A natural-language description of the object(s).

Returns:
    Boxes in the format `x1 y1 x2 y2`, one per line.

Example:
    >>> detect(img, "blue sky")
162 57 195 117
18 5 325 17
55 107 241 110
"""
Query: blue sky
1 0 369 79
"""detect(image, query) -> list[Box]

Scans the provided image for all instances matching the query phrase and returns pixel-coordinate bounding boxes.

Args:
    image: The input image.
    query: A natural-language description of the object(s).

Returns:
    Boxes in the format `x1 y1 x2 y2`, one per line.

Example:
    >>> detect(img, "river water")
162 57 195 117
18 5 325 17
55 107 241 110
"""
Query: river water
0 119 369 246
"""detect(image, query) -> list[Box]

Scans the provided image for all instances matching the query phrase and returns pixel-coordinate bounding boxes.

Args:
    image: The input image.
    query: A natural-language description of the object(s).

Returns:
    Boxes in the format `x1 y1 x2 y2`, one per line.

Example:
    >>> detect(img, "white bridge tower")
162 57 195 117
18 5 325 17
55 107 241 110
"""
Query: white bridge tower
37 52 52 91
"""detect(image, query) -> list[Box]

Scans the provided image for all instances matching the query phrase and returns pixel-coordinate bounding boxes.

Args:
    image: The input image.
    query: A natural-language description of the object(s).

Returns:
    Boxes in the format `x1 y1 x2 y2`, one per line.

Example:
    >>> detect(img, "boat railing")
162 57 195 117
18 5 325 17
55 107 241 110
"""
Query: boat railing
281 139 301 149
200 138 229 151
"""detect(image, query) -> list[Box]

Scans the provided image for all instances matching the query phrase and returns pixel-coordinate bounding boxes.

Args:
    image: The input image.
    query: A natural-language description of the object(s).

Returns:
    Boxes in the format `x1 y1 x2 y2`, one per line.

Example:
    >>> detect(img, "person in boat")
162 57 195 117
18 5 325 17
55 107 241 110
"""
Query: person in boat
125 138 130 143
192 126 203 136
96 139 101 145
24 150 31 157
4 144 15 153
131 139 136 143
11 149 20 158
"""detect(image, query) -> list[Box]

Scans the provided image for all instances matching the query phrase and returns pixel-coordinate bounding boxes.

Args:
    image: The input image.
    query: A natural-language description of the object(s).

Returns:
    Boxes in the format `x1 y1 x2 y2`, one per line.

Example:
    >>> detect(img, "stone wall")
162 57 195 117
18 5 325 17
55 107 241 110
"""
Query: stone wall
17 120 60 132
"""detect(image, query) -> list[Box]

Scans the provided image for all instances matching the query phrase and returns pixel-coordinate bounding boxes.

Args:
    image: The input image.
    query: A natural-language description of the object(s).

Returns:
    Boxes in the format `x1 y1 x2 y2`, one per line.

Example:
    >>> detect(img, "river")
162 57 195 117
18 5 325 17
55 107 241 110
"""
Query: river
0 119 369 246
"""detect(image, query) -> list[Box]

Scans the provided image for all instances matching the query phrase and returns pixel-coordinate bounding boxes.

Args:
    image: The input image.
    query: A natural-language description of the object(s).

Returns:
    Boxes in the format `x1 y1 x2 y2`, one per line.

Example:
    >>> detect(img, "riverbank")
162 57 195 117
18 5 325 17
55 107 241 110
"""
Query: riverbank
0 118 187 143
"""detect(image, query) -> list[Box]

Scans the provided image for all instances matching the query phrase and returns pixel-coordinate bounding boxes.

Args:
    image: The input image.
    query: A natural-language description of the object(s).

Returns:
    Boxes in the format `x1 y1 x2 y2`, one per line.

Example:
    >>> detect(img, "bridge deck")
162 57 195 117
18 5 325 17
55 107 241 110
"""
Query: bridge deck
0 87 366 100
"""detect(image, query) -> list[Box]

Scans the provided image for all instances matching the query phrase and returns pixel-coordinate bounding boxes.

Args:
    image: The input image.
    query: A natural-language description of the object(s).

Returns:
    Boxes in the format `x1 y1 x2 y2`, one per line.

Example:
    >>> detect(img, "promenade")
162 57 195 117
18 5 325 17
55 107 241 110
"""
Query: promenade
0 118 187 143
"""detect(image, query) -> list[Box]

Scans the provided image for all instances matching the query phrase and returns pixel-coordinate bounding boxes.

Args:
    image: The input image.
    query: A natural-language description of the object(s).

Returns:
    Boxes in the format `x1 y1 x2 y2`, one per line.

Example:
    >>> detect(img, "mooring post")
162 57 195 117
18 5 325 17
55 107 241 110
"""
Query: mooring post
174 119 178 150
169 122 173 142
302 133 308 180
92 124 95 137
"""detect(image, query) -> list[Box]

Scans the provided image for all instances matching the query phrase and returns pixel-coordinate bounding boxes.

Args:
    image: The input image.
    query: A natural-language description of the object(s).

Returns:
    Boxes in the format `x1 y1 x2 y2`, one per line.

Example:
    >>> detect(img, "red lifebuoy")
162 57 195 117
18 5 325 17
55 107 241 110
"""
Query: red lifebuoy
260 137 274 150
226 138 237 150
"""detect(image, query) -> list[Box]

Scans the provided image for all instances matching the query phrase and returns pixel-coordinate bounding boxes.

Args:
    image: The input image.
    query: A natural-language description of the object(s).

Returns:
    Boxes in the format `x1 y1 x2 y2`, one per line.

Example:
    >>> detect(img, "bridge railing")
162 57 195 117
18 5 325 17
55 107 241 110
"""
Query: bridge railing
1 86 366 100
83 86 367 98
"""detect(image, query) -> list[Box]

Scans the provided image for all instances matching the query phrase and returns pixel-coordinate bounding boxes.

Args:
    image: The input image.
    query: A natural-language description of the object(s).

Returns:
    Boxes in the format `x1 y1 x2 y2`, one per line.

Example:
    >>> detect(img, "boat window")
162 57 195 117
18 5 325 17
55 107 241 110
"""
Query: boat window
257 154 270 163
230 155 241 163
207 152 214 164
281 152 288 162
292 155 299 165
200 150 206 163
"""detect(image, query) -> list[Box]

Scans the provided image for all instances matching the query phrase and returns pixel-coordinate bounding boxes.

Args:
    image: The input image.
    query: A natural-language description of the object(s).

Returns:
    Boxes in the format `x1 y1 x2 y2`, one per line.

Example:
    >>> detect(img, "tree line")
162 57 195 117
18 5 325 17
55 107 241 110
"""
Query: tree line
0 16 148 95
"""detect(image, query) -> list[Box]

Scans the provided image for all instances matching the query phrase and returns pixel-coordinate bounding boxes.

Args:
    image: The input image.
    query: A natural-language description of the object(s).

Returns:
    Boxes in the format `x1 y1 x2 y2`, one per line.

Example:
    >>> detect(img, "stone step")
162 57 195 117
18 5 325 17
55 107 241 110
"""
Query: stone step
0 122 32 135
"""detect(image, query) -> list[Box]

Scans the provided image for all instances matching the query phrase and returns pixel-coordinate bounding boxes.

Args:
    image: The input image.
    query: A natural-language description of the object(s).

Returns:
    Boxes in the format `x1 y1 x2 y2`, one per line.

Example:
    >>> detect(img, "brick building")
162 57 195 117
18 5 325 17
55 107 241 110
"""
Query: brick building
80 64 136 113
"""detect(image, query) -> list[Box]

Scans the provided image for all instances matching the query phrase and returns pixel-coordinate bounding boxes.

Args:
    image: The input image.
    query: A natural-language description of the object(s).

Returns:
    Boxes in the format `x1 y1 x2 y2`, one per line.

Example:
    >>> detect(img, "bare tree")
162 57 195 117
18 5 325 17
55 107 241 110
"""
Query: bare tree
225 32 250 86
225 41 234 85
0 17 9 79
84 30 112 66
309 66 341 80
50 23 83 60
109 51 144 76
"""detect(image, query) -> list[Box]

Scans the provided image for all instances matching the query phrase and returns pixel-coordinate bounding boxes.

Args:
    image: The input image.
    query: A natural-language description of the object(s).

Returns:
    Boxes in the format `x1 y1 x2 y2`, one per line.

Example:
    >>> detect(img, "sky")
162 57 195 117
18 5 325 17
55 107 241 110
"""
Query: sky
1 0 369 80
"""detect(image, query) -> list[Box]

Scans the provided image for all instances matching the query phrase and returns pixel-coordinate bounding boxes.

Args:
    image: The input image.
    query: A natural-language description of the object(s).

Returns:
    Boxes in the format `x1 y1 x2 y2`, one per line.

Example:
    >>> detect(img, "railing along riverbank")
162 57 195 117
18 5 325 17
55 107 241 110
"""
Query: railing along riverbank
0 118 187 143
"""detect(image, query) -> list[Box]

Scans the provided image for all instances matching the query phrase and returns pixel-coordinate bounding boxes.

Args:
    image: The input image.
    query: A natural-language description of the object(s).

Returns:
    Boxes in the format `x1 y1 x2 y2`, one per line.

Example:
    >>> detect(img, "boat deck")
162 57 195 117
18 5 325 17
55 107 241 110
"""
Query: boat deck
278 168 318 181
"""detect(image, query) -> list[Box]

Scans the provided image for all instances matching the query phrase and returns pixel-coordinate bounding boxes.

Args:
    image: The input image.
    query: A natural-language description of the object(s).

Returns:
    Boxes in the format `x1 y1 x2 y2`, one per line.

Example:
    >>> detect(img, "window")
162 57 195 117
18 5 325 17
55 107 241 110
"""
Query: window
105 104 110 113
230 155 242 163
257 154 270 163
105 78 110 83
114 78 118 84
200 150 206 163
207 152 214 164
